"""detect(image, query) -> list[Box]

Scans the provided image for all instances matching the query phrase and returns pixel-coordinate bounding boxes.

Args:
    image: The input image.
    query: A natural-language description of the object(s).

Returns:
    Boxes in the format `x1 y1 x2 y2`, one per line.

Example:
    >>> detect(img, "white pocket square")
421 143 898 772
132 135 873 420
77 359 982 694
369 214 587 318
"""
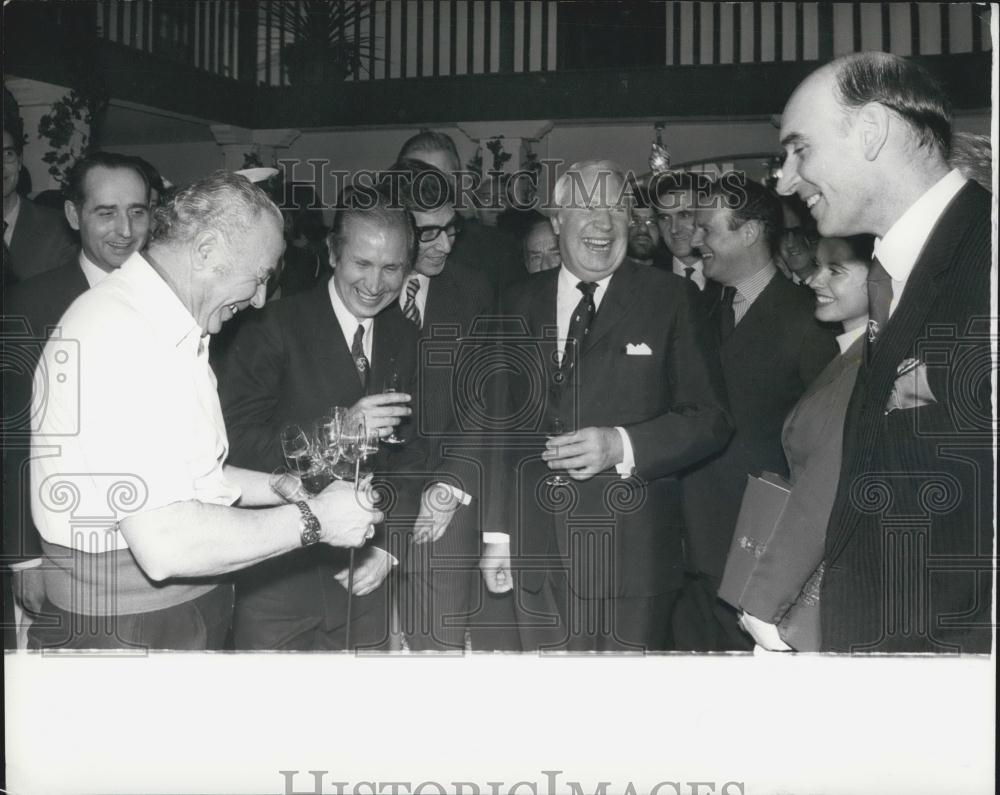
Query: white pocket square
625 343 653 356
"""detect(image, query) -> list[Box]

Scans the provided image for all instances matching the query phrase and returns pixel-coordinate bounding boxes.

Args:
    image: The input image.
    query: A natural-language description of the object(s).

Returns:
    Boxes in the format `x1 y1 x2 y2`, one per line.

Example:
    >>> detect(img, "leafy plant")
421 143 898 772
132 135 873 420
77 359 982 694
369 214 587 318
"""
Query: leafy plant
485 137 512 172
262 0 379 83
37 86 108 185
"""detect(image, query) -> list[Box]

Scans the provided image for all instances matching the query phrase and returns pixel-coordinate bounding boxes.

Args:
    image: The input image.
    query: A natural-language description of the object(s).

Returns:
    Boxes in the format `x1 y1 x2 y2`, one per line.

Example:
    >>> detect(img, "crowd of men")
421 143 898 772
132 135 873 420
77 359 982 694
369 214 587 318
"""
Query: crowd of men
1 51 993 654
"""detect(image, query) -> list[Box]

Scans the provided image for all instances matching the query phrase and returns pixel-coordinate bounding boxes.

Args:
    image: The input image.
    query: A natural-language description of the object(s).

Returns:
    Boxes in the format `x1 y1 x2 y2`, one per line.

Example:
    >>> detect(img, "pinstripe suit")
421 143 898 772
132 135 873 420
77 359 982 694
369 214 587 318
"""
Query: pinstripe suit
821 181 994 653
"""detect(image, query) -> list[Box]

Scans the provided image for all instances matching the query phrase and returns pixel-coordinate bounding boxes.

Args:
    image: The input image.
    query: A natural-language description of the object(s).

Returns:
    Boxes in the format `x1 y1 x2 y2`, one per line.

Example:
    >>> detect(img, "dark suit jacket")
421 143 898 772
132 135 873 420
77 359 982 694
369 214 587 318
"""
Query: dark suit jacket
498 261 732 599
822 181 993 654
7 198 77 282
447 220 526 299
2 259 88 565
683 270 839 585
217 284 426 640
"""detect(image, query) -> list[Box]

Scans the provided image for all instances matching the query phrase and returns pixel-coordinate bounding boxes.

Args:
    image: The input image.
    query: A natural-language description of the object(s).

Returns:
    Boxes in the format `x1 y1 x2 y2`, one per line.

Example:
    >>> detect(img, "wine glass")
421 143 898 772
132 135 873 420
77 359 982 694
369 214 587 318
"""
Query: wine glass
338 416 366 487
544 416 571 487
280 424 313 475
268 468 308 503
382 369 405 445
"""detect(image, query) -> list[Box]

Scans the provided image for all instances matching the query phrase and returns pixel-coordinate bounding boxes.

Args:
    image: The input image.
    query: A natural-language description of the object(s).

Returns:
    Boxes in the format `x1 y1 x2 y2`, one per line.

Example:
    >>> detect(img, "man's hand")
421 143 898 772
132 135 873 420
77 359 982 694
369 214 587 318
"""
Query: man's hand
480 541 513 593
412 483 462 545
310 478 383 548
12 567 46 615
738 611 793 652
541 426 623 481
348 393 411 439
334 546 392 596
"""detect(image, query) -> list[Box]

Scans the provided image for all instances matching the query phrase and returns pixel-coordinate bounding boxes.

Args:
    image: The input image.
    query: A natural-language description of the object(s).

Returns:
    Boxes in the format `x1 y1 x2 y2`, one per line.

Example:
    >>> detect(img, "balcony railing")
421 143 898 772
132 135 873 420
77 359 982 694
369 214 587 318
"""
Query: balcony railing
93 1 992 86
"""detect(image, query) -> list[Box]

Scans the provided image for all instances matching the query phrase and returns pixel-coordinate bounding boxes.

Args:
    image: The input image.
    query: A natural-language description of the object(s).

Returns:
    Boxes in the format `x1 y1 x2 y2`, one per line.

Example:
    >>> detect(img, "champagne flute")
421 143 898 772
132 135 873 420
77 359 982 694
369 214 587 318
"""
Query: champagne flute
338 417 365 487
544 416 571 487
280 424 313 475
268 468 308 503
382 369 405 445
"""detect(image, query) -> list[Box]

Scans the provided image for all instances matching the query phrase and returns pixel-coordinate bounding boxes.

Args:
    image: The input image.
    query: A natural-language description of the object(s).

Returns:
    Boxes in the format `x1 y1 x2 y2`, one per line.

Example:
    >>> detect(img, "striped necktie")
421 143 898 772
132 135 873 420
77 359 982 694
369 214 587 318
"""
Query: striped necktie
402 277 422 328
866 256 892 347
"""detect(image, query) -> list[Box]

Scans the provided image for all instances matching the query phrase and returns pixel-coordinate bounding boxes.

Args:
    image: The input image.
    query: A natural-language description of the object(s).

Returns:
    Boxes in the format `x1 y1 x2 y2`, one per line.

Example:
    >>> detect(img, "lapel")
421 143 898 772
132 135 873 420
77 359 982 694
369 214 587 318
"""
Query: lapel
722 270 781 358
307 284 366 395
422 266 459 334
826 182 977 559
583 259 641 355
526 268 559 339
369 310 405 393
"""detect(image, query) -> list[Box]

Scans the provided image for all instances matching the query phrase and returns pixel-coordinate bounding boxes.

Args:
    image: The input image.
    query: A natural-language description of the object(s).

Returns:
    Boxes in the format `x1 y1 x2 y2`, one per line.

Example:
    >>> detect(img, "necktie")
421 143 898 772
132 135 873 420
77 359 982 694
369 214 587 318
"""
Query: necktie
683 266 695 281
719 285 737 341
867 256 893 348
351 323 370 391
561 281 598 375
402 277 422 328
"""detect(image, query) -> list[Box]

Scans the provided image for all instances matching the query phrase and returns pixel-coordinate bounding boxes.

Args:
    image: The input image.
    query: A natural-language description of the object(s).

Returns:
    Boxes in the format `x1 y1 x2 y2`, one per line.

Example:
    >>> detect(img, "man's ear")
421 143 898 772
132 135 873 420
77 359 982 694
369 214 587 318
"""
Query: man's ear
857 102 890 162
64 200 80 232
549 214 561 237
191 229 219 271
743 219 761 248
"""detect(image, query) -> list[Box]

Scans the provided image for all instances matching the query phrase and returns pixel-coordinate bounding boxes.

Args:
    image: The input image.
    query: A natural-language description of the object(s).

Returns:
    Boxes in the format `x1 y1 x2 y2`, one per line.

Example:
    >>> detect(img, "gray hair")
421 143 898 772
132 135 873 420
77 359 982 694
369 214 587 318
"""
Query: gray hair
548 159 630 216
151 170 280 248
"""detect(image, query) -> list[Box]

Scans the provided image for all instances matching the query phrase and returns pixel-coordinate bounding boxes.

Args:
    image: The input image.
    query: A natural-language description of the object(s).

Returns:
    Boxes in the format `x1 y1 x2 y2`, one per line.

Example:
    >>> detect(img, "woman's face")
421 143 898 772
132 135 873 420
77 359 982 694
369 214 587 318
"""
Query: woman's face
808 237 869 326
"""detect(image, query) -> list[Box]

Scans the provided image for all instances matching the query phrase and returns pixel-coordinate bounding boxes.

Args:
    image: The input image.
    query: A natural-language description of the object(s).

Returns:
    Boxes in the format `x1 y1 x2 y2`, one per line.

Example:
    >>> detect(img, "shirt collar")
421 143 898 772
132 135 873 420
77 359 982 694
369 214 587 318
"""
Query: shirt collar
115 252 204 353
731 262 777 304
3 193 21 228
836 324 866 354
557 264 614 308
672 256 702 272
78 250 114 289
327 277 373 348
874 169 967 282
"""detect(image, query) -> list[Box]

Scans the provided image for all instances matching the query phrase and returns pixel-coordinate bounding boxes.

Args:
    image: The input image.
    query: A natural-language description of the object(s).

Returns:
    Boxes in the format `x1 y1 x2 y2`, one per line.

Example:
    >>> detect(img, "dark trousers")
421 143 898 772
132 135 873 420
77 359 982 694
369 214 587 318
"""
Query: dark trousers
514 571 677 652
670 572 753 652
27 585 234 651
232 580 391 651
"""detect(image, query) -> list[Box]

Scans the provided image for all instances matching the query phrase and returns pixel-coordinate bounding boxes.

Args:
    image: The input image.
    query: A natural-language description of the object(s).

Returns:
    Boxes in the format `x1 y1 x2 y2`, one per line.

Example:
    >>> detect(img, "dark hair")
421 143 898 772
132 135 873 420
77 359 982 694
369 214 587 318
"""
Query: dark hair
710 174 783 254
397 130 461 172
948 131 991 190
328 185 417 267
132 156 165 197
840 233 875 262
381 158 456 212
63 152 150 207
291 206 328 243
833 51 952 157
780 225 820 250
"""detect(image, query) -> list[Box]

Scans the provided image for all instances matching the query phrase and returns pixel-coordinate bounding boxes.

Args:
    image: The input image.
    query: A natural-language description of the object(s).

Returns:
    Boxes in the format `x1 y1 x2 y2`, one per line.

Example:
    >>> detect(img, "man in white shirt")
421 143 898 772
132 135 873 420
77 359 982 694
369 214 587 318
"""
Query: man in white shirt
777 51 992 653
27 171 380 650
3 152 152 647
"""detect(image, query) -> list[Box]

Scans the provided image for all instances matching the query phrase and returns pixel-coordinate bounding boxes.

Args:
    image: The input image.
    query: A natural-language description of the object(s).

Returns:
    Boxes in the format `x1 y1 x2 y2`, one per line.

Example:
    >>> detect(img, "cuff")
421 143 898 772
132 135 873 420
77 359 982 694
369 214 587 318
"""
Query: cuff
482 532 510 545
742 611 792 651
433 482 472 507
614 426 635 478
8 557 43 572
372 546 399 567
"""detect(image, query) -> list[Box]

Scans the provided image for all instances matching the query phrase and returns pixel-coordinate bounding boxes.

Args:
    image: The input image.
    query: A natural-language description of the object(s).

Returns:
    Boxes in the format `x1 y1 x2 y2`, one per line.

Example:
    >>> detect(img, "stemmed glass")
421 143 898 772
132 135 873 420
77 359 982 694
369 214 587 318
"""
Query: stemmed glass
338 414 367 488
382 369 405 445
544 416 571 487
278 423 331 495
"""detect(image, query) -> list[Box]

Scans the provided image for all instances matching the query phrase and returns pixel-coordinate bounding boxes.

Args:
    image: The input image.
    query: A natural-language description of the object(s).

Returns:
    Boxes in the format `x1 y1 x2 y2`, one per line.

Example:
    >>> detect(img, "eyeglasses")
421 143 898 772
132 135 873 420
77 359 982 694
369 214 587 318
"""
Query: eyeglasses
416 219 461 244
628 217 657 229
2 147 19 165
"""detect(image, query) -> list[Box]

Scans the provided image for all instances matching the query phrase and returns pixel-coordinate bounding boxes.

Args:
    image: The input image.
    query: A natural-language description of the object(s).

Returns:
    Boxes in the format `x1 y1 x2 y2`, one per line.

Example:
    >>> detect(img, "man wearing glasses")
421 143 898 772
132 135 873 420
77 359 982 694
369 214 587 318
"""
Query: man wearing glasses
381 159 498 651
624 185 671 272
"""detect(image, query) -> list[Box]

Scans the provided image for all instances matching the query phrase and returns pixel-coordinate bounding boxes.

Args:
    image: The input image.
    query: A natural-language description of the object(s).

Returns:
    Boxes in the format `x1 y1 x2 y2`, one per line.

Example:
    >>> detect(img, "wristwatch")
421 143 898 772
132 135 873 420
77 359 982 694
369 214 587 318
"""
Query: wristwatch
295 501 321 546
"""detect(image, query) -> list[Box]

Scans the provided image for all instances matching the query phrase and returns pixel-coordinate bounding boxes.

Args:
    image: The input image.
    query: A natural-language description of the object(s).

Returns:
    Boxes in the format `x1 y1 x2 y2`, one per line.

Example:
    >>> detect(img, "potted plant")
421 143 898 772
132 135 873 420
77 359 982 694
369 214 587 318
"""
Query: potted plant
266 1 377 85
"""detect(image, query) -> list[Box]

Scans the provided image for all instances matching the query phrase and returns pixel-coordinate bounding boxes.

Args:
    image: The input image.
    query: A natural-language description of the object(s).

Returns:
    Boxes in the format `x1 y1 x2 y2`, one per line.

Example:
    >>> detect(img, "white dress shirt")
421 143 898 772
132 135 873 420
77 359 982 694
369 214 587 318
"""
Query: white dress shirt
79 250 114 288
3 193 20 246
671 256 706 291
31 252 241 553
874 169 967 317
328 279 374 359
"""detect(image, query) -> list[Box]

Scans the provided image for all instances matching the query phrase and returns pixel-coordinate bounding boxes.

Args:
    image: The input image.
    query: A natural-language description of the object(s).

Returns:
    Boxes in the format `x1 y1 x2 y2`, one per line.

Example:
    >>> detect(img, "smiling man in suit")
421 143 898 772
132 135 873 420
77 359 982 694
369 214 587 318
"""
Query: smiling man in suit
776 52 993 653
678 174 838 651
218 188 461 650
480 160 732 652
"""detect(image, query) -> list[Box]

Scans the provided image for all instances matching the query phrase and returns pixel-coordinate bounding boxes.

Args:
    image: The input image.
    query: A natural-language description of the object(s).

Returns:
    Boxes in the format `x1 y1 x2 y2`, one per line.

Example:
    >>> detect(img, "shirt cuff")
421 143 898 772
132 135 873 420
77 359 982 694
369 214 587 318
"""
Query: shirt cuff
433 482 472 506
372 546 399 566
614 426 635 478
742 612 792 651
482 532 510 545
8 557 43 572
